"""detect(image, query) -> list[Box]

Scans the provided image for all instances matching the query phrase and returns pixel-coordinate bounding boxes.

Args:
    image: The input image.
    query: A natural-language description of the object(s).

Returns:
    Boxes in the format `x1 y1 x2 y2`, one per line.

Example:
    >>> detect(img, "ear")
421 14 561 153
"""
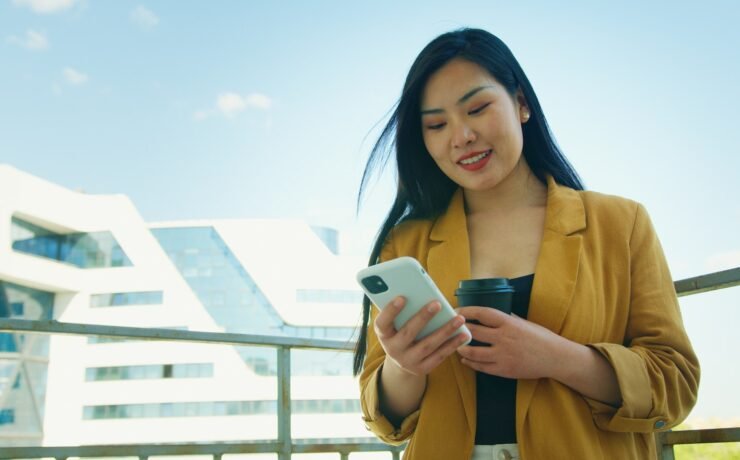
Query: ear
516 89 530 123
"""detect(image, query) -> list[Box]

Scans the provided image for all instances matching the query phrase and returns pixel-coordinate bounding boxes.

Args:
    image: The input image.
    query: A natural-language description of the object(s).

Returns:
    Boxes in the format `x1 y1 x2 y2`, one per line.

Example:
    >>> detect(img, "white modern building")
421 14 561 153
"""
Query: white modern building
0 164 371 448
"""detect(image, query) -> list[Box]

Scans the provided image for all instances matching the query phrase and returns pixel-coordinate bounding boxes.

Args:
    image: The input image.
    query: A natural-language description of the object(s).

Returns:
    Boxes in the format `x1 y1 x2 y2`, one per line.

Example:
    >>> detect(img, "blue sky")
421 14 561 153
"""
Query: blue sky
2 0 739 422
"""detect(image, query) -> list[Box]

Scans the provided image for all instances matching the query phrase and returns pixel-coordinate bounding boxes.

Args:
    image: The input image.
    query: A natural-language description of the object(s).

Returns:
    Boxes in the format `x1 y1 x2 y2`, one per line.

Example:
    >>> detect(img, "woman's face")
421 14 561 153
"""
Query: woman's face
420 58 530 193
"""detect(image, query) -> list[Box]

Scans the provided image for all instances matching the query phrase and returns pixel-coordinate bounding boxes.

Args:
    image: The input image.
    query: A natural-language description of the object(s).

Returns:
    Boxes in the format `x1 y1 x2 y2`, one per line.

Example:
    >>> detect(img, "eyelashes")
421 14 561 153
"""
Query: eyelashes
468 102 491 115
423 102 492 131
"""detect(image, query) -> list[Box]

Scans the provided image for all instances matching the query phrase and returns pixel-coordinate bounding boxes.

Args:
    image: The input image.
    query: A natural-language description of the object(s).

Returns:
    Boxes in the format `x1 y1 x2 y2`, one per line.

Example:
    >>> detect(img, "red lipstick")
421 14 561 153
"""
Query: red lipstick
457 150 492 171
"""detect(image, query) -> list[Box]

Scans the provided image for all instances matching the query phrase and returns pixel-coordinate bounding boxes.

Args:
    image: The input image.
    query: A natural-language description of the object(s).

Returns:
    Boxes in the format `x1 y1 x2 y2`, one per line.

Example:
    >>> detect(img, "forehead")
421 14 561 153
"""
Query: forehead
421 58 501 105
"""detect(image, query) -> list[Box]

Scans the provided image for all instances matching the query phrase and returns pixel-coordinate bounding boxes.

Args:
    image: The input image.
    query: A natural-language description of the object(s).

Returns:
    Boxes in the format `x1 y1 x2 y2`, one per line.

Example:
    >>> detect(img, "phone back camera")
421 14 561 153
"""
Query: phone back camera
361 275 388 294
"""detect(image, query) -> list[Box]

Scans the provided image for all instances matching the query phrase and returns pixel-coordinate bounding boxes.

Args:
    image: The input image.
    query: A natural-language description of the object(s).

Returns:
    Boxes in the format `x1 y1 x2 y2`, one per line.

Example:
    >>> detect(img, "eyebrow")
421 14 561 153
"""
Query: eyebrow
420 85 493 115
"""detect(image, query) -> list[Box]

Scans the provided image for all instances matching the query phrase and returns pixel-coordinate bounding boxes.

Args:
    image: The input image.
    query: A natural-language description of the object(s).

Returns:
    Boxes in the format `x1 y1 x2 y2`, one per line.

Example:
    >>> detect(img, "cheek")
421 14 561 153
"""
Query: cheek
489 119 524 150
422 134 445 162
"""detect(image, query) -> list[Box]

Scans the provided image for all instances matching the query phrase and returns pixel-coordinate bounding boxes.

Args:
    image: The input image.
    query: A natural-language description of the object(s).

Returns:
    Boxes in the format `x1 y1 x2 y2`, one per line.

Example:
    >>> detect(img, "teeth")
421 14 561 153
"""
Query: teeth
460 150 490 165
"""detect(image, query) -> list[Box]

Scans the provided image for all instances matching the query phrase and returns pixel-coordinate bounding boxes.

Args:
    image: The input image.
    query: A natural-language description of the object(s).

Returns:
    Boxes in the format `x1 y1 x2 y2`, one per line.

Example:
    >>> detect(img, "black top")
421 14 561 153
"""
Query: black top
474 273 535 445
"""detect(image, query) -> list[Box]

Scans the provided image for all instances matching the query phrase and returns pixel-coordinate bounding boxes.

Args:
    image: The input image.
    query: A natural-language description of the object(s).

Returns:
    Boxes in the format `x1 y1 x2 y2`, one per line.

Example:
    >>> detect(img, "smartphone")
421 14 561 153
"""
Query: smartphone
357 256 471 344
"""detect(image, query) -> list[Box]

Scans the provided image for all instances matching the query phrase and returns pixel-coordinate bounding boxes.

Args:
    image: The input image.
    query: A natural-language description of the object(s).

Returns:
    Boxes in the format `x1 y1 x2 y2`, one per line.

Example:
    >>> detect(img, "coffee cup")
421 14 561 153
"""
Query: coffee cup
455 278 514 346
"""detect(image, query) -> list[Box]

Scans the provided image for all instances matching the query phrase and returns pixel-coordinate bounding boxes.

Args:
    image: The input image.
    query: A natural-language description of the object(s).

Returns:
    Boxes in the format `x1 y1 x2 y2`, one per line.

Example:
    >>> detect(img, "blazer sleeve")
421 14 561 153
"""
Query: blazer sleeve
359 229 421 444
585 203 700 433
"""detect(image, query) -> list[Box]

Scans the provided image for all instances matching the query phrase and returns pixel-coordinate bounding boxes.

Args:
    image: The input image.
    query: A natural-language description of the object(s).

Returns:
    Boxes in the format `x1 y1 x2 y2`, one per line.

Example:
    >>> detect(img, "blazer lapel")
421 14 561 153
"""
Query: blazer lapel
424 178 586 439
517 176 586 436
426 189 477 437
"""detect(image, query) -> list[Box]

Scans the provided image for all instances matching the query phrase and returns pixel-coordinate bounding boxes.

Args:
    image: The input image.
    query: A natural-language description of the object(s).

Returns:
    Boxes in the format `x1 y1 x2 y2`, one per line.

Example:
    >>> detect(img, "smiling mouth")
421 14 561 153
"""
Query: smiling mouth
458 150 492 165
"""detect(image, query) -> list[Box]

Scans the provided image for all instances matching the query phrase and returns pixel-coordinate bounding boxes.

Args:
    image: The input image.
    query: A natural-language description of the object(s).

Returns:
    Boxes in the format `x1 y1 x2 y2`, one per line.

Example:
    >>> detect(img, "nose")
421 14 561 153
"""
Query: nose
451 120 476 148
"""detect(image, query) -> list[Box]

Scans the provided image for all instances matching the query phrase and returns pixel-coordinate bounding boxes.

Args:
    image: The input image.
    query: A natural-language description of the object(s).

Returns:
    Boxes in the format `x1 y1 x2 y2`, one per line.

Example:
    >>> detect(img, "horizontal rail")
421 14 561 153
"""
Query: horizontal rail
0 440 402 459
674 267 740 297
659 427 740 445
0 318 355 351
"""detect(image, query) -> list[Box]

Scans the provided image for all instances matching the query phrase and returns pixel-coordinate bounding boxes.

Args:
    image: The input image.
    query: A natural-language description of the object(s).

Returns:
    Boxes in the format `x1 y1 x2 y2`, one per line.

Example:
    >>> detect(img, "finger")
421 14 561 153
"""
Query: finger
457 306 510 327
464 322 497 346
460 357 499 375
457 343 496 363
373 296 405 338
393 300 443 345
417 331 471 374
408 314 468 360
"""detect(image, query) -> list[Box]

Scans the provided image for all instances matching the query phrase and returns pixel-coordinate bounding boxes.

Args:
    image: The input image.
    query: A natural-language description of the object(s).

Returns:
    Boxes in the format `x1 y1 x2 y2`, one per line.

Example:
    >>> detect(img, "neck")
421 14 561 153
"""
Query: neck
463 159 547 215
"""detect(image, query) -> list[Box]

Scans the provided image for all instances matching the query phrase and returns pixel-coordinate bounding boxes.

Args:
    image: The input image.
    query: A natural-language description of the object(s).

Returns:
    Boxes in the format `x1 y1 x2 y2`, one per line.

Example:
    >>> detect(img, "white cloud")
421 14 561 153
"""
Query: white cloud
245 93 272 110
130 5 159 28
217 92 247 117
194 91 272 121
63 67 88 85
12 0 77 14
705 250 740 272
8 29 48 50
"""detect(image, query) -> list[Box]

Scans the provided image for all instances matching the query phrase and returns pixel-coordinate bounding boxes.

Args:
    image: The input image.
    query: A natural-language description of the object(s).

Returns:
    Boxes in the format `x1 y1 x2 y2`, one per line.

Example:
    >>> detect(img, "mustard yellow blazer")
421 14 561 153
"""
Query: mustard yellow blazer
359 177 700 460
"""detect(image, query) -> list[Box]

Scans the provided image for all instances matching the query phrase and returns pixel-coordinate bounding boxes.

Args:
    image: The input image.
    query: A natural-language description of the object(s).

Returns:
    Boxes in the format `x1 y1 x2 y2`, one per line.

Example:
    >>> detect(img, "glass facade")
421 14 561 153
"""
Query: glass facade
11 216 132 268
310 226 339 255
86 363 213 381
83 399 361 420
0 410 14 425
151 227 356 376
0 280 54 441
90 291 163 307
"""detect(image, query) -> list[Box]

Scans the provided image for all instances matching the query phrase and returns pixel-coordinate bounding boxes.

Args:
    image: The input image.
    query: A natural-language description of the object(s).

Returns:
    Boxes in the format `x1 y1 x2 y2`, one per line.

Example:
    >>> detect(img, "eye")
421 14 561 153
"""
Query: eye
425 122 446 131
469 102 491 115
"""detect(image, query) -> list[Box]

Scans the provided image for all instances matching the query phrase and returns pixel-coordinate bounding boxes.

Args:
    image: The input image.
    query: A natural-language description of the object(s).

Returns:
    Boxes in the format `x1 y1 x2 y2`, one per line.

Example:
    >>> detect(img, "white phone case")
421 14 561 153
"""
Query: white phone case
357 256 470 343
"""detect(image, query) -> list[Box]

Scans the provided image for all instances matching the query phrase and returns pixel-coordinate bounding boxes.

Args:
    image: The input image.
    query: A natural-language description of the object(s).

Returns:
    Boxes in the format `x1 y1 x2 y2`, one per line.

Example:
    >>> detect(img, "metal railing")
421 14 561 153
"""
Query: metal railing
654 267 740 459
0 321 402 460
0 267 739 460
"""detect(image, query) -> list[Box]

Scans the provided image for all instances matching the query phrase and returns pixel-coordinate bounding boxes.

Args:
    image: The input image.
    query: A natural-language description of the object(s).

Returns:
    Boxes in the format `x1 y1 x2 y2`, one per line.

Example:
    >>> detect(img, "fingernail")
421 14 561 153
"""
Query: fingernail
427 302 440 313
393 297 404 308
453 316 464 327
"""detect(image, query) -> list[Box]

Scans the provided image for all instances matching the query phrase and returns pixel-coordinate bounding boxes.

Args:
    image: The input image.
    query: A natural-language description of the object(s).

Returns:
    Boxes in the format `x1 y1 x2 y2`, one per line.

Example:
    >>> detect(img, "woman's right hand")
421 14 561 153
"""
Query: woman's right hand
374 296 470 376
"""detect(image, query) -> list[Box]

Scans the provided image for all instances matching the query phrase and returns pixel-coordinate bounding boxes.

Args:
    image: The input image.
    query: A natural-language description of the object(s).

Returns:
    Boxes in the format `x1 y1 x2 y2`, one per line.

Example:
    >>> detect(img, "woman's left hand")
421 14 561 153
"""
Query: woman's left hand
456 306 566 379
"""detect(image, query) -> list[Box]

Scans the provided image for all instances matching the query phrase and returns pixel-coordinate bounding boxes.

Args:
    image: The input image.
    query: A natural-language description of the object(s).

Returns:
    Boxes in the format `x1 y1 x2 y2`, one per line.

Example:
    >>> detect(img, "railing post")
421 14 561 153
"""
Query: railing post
660 445 676 460
277 346 292 460
655 432 675 460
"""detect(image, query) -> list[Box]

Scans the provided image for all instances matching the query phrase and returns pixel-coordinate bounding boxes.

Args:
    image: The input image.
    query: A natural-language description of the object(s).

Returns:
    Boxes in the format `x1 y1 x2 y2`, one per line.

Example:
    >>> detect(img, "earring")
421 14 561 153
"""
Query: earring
521 109 530 122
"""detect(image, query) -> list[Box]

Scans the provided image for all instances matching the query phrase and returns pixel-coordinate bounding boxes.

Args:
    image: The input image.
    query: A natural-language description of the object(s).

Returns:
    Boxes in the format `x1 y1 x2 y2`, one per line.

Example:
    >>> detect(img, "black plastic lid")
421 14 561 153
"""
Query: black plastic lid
456 278 514 293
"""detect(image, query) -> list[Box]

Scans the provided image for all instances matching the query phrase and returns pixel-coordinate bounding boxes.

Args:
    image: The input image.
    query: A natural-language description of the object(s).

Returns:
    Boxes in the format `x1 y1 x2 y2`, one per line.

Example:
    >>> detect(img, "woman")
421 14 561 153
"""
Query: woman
354 28 700 460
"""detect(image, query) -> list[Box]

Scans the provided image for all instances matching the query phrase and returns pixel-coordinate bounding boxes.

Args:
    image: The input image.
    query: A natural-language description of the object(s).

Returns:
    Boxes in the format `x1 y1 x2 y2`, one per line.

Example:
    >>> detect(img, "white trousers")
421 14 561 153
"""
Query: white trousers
470 443 520 460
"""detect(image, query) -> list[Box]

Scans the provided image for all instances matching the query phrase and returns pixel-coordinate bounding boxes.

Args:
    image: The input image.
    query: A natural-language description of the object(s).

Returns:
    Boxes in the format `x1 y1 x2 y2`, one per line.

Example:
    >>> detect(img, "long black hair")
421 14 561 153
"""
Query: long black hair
353 28 584 375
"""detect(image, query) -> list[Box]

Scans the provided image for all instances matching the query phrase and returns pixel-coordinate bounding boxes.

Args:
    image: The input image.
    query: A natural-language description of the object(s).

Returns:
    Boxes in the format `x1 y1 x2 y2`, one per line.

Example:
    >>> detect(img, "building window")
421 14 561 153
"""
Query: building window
90 291 163 308
10 302 24 316
0 409 14 425
11 216 132 268
0 334 17 352
85 363 213 381
82 399 360 420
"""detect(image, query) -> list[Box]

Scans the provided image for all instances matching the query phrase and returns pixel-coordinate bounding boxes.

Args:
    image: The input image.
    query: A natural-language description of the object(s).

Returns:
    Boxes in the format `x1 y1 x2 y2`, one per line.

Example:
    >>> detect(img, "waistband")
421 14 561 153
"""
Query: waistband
470 443 520 460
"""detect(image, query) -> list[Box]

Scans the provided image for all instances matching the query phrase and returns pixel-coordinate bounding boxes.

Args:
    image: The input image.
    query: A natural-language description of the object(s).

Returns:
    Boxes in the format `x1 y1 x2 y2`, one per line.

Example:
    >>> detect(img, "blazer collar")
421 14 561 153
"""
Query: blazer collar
542 175 586 235
430 175 585 242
